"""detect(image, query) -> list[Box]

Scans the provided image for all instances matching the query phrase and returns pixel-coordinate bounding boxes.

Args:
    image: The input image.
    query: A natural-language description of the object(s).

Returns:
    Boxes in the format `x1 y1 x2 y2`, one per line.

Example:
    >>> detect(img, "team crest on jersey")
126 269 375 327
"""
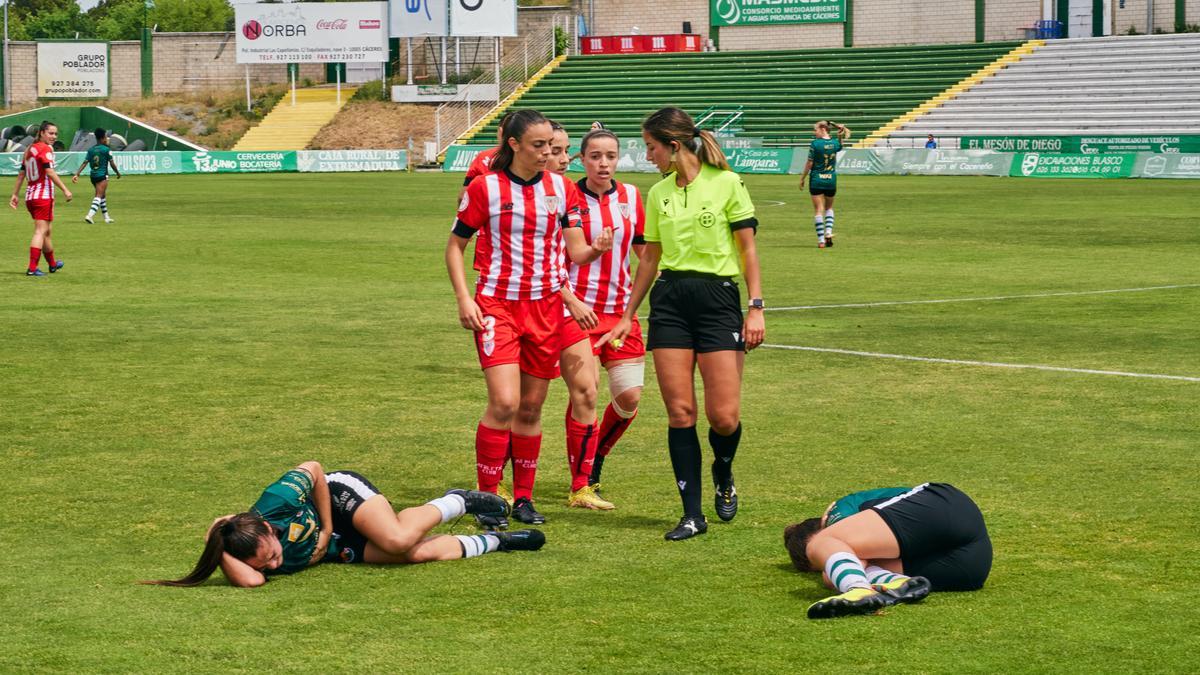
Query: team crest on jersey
618 202 630 219
458 193 470 212
543 195 561 212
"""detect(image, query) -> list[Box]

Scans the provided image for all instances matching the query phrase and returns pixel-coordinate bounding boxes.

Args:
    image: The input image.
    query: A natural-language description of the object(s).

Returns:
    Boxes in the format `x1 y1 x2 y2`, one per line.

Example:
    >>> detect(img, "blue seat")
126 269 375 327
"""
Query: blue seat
1035 20 1064 39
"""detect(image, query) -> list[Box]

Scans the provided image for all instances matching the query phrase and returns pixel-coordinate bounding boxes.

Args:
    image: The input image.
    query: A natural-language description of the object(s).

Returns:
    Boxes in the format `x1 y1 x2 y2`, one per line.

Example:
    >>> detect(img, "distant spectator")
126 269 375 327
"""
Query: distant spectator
925 134 938 150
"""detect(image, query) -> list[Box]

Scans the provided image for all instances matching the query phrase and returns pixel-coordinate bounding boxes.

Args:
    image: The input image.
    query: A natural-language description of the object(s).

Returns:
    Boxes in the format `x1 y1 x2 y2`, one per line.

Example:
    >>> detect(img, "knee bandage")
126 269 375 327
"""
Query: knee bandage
607 361 644 401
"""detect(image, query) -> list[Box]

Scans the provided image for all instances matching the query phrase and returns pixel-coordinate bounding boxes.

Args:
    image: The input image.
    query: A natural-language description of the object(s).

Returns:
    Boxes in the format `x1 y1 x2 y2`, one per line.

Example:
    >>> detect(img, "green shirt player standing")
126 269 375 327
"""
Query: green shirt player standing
71 128 121 224
798 120 851 249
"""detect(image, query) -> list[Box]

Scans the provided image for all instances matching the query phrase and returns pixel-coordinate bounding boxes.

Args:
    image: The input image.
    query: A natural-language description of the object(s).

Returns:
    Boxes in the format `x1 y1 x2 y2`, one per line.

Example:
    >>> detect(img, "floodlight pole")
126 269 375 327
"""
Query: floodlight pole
406 38 413 85
3 1 9 110
245 66 251 112
441 36 447 85
290 65 296 106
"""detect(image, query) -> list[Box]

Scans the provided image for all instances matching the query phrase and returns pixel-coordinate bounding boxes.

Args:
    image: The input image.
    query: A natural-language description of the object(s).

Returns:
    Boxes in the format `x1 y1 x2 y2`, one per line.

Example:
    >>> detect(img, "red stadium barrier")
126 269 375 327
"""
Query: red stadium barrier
581 34 702 55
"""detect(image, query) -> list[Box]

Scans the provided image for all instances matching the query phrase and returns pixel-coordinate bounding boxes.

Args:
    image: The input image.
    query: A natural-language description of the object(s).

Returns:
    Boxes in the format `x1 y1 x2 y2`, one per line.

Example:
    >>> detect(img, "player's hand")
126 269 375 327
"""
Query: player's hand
743 310 765 351
598 316 632 346
591 226 613 254
457 296 485 331
64 190 73 202
8 195 17 210
566 297 598 330
798 178 806 189
71 175 78 184
309 529 331 565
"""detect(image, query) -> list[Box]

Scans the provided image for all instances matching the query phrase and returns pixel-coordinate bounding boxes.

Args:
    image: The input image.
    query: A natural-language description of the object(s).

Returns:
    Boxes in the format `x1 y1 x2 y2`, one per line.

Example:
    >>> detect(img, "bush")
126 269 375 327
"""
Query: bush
350 80 386 102
1124 25 1142 35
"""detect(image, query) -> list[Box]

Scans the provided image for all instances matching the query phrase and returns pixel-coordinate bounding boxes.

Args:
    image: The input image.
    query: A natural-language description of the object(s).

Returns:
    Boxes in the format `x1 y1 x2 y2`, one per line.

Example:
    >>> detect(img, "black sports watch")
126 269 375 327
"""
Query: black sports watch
748 298 765 310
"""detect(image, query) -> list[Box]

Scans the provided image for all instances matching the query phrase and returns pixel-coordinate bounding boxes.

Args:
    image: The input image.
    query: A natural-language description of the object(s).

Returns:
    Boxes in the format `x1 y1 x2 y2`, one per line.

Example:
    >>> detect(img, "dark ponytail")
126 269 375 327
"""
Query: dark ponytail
142 513 271 587
491 109 549 174
642 107 730 172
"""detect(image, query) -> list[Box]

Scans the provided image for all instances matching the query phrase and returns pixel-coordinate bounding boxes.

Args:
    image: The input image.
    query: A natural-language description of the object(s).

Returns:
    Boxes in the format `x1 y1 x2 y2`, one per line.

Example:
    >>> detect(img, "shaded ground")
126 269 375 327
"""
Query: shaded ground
307 101 438 152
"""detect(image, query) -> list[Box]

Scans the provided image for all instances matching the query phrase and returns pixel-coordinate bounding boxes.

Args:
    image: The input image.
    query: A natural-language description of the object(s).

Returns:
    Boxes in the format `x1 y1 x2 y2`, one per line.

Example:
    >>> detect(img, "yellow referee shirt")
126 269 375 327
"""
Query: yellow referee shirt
643 164 757 277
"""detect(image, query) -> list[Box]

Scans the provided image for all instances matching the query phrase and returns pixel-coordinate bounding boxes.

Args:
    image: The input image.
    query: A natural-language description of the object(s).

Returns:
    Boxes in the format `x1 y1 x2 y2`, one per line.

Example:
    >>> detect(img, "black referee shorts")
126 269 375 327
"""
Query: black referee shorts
647 270 745 353
872 483 992 592
324 470 382 564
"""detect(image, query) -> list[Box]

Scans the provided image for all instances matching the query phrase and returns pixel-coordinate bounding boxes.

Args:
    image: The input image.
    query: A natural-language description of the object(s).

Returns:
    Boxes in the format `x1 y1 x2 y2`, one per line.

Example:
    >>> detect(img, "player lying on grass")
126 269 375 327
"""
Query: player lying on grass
144 461 544 588
783 482 992 619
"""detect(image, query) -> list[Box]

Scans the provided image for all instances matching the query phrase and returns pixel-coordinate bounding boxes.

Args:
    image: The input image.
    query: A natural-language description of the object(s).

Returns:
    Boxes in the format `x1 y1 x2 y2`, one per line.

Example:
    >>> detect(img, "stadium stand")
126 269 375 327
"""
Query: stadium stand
234 87 357 152
884 33 1200 145
461 42 1023 147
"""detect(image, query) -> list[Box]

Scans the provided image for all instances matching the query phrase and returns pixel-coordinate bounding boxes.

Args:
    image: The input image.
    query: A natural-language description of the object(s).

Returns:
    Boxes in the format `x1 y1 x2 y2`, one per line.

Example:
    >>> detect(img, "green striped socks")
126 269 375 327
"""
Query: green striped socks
865 565 909 586
825 552 872 593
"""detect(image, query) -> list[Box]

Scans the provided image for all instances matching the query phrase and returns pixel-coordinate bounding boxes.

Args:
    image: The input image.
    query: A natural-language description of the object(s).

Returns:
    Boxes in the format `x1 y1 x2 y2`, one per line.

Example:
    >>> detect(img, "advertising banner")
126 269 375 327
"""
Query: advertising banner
726 148 793 174
391 0 449 37
711 0 845 26
832 149 887 175
885 149 1014 176
236 2 388 64
296 150 408 172
964 136 1200 154
450 0 518 37
184 151 299 174
1011 153 1136 178
442 144 493 172
37 42 109 99
1135 153 1200 179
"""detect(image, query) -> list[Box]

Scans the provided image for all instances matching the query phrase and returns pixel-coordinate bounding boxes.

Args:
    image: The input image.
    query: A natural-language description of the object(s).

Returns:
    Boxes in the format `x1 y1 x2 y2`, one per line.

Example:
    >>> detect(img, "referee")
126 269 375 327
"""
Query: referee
783 482 993 618
602 107 764 541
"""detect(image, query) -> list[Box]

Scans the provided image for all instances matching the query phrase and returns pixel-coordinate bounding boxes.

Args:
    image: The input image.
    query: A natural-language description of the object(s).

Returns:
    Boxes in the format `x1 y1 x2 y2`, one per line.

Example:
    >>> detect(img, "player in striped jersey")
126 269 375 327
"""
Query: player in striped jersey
558 128 646 510
783 483 991 618
457 112 513 202
446 109 592 527
144 461 542 588
9 121 72 276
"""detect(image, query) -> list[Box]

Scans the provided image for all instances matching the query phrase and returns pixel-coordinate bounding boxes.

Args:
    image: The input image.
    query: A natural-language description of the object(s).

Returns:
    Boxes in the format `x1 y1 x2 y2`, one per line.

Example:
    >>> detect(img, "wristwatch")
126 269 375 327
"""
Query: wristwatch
748 298 765 310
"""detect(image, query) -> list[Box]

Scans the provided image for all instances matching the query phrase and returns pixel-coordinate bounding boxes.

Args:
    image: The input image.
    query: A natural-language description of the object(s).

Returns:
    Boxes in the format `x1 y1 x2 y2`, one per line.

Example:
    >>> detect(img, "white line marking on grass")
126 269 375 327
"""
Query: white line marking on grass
761 344 1200 382
757 200 788 207
766 284 1200 312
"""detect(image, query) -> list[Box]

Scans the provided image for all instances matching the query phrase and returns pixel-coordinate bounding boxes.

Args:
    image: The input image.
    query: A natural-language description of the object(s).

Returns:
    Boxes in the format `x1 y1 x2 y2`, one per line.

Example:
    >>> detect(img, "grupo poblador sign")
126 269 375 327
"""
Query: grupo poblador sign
711 0 846 26
37 42 109 99
236 1 388 64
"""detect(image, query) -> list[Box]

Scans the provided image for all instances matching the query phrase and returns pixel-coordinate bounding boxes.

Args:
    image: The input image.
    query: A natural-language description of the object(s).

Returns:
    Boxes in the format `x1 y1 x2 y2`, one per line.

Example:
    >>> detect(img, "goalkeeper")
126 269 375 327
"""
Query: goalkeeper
783 482 991 619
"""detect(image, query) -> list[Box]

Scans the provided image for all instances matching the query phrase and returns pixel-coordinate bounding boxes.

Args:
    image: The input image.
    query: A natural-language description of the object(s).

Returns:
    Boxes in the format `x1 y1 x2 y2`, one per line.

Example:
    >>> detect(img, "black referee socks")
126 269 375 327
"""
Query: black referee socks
709 423 742 484
668 426 704 518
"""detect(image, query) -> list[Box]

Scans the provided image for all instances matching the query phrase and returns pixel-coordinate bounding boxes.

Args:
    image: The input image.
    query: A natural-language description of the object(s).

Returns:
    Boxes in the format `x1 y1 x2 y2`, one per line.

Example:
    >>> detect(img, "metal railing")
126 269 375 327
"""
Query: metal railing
434 16 574 154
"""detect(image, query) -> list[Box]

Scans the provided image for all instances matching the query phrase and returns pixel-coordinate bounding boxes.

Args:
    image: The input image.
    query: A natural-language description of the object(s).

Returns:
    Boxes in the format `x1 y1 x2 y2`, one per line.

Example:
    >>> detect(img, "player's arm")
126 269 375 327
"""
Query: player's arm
735 228 764 351
209 517 268 588
562 226 611 265
9 168 26 209
109 157 121 179
599 243 660 345
560 281 598 330
72 155 86 182
46 165 72 202
446 233 485 331
296 461 333 565
799 157 813 188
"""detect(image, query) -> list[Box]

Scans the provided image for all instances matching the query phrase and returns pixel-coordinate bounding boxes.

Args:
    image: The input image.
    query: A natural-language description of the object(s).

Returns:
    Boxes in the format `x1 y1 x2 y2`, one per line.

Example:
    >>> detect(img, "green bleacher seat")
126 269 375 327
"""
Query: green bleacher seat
463 41 1021 148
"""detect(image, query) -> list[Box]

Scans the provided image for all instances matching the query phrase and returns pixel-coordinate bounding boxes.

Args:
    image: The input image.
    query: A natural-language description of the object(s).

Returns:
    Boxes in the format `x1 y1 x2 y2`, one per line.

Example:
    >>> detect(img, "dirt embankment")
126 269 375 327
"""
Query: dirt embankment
307 102 437 151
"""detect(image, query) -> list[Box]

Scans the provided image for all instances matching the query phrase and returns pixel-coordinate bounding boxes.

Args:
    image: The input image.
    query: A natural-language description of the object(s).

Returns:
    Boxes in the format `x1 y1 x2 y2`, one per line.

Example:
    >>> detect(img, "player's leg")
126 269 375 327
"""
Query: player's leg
97 179 112 222
27 217 48 274
697 349 743 522
655 347 708 539
887 484 992 592
804 510 902 618
823 194 836 246
509 371 550 523
86 180 103 223
357 494 531 564
590 356 644 492
810 193 826 248
561 336 612 510
39 219 61 273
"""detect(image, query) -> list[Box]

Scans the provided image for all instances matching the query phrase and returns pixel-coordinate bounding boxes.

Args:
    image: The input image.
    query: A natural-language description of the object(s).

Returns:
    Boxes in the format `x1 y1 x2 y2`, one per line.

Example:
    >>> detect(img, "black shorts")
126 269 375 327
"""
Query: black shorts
90 176 108 186
872 483 992 591
324 470 382 564
647 270 745 353
808 186 836 197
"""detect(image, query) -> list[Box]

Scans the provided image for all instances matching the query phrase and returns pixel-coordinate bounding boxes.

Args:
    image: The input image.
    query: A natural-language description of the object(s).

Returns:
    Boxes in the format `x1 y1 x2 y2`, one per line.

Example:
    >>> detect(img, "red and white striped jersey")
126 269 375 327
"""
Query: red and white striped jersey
567 179 645 315
454 169 578 301
23 142 55 202
463 147 499 186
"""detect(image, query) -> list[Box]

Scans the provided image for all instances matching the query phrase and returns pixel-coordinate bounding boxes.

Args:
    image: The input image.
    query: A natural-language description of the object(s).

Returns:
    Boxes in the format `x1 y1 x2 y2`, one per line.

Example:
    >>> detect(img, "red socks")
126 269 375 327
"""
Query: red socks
510 432 542 500
566 416 599 491
43 249 56 268
474 423 510 493
597 402 637 458
28 247 41 272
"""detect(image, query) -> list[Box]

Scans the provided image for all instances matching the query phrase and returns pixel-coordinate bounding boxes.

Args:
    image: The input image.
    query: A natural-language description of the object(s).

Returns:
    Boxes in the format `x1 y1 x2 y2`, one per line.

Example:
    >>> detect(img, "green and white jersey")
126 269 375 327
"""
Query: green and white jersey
85 144 112 179
643 164 757 277
808 137 842 189
251 469 320 575
825 486 911 526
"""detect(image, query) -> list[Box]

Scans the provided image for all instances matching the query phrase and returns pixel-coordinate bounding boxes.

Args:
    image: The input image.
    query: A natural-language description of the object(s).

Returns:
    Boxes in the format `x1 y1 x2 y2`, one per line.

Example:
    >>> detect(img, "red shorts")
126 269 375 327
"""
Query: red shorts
475 293 573 380
26 199 53 222
589 313 646 364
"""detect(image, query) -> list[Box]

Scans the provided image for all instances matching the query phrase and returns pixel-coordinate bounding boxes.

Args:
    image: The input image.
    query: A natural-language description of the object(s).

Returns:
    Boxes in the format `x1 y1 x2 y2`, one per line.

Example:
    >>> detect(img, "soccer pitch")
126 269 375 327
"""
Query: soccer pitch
2 173 1197 671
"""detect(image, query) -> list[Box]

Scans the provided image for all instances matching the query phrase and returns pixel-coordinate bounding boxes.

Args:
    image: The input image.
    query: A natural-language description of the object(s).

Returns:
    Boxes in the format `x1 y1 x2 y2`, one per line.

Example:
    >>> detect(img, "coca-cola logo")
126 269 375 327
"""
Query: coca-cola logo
317 19 348 30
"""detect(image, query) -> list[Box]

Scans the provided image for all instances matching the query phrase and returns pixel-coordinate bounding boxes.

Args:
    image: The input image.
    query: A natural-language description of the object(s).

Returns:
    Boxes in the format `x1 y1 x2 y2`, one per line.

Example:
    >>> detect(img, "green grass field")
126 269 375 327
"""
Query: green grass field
2 173 1198 672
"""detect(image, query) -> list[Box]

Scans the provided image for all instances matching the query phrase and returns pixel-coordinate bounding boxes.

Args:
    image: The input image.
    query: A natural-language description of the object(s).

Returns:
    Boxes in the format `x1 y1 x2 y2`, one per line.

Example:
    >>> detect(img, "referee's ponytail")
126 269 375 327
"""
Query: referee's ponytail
642 107 731 172
491 109 550 175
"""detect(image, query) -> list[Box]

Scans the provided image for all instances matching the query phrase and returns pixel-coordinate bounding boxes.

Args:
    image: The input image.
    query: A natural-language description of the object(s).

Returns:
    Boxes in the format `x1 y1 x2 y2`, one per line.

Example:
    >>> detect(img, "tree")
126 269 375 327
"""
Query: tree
152 0 234 33
91 0 149 41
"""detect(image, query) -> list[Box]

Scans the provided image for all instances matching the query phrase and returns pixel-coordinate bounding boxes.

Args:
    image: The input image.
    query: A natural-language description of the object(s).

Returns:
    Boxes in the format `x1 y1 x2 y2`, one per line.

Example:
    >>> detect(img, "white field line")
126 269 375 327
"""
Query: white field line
766 284 1200 312
761 344 1200 383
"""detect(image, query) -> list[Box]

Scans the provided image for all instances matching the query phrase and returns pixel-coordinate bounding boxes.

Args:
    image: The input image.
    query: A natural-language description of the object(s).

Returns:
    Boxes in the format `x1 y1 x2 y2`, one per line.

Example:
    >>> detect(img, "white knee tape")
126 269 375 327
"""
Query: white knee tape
607 361 645 399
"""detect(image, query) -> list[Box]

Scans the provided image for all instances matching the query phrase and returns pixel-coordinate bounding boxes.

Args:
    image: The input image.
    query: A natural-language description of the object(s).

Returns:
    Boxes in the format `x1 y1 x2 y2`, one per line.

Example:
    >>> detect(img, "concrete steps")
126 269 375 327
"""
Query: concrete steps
233 87 357 152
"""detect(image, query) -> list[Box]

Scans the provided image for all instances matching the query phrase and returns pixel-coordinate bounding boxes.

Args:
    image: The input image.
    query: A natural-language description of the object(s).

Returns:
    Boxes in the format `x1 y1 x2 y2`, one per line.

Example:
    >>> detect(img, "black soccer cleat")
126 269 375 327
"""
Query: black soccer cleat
873 576 932 605
511 497 546 525
492 528 546 552
806 587 893 619
712 465 738 522
445 488 509 518
664 515 708 541
474 513 509 531
824 234 834 248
